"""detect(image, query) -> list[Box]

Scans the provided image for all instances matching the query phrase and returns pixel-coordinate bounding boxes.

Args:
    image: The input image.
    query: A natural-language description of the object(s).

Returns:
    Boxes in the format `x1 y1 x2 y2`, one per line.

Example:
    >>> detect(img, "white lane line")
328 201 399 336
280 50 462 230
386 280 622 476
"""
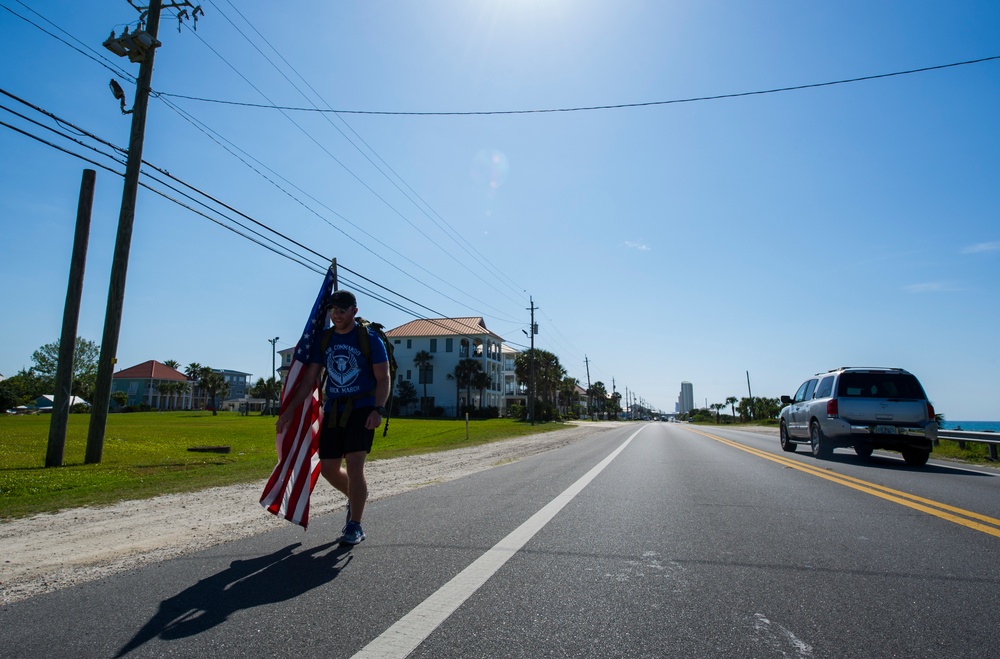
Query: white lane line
353 426 646 659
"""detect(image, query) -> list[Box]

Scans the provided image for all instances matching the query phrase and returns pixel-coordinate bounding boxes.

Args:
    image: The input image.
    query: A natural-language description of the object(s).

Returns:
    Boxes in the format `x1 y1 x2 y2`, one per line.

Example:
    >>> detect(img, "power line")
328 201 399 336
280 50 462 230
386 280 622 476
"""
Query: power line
158 94 523 324
154 55 1000 115
3 0 526 324
174 14 527 310
2 1 136 82
208 0 527 299
1 93 520 346
0 87 328 267
0 106 328 275
2 112 504 344
5 85 623 397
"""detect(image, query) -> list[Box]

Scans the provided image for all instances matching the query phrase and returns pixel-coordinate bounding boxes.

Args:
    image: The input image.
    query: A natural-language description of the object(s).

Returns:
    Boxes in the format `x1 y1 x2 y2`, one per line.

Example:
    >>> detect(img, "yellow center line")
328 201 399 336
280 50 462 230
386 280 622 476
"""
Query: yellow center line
683 426 1000 539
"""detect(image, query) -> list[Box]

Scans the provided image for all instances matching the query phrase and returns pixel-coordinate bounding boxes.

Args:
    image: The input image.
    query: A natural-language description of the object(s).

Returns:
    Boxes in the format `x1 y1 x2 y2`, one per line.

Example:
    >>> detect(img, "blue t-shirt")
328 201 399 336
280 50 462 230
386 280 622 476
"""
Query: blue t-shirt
308 325 388 411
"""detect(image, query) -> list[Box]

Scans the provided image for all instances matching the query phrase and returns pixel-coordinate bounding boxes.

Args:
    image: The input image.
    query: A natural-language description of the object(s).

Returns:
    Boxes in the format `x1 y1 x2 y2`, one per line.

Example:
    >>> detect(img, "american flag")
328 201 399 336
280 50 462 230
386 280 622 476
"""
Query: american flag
259 266 336 529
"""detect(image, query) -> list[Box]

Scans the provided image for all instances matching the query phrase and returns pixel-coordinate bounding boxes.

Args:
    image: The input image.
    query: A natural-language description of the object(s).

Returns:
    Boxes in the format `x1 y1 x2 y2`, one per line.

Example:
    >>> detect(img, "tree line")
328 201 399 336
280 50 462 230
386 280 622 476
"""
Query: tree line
682 396 783 423
2 337 784 422
2 338 240 416
402 347 610 420
1 337 99 412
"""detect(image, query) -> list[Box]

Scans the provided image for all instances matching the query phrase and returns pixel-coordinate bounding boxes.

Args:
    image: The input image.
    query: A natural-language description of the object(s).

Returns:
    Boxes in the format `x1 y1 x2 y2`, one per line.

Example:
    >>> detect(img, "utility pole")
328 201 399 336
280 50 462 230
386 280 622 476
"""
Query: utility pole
46 170 96 467
269 337 279 414
87 1 200 464
746 370 754 421
527 297 537 425
584 355 592 416
612 377 616 418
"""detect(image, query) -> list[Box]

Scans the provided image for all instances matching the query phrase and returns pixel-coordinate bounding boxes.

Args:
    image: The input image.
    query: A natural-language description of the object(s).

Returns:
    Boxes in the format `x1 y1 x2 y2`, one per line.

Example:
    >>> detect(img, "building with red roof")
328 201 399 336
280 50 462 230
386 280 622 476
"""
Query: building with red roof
111 360 192 410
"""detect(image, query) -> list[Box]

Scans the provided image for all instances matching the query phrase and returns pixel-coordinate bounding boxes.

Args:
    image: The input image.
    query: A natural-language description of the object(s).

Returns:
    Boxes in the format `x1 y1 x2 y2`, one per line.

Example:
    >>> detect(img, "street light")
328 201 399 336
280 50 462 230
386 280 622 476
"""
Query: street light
103 26 161 63
268 336 279 415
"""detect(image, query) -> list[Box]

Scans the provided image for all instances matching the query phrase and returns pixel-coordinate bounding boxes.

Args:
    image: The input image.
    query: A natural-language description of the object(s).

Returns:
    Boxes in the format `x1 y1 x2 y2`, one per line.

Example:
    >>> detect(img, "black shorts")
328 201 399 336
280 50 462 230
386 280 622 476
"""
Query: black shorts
318 406 375 459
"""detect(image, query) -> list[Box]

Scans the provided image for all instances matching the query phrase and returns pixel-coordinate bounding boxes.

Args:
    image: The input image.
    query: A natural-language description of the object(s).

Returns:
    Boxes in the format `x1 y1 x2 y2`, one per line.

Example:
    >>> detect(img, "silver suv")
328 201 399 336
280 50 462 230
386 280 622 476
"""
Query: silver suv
778 367 937 466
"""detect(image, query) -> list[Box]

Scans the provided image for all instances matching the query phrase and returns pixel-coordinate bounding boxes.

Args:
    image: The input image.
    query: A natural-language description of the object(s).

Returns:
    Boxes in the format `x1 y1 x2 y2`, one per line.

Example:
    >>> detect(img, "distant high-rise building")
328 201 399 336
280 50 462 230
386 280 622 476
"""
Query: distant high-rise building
679 381 694 414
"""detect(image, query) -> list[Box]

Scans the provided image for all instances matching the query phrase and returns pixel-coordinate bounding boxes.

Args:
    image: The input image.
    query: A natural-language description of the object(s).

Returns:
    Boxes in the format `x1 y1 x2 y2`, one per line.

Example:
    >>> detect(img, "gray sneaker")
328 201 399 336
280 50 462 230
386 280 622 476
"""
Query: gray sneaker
340 520 365 546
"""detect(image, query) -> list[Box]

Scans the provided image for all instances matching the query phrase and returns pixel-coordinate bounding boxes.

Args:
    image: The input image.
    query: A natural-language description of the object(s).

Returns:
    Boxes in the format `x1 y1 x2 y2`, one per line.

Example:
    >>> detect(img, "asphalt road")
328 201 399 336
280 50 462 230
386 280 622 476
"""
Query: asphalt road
3 423 999 658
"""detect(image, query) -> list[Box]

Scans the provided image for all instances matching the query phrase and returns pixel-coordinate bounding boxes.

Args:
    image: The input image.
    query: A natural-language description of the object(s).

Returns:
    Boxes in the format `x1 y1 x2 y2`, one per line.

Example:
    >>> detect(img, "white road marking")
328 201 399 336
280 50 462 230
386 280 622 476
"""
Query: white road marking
352 427 645 658
753 613 814 657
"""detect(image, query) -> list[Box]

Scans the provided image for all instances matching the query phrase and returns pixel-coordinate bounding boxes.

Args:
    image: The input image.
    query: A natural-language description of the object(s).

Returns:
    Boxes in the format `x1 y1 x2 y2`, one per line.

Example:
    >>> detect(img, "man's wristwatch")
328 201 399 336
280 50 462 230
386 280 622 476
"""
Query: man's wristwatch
375 406 387 417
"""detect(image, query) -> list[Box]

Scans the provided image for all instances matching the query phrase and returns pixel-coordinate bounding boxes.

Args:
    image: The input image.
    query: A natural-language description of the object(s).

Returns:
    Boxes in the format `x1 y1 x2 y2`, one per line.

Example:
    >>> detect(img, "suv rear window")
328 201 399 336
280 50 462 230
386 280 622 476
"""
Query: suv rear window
837 372 926 399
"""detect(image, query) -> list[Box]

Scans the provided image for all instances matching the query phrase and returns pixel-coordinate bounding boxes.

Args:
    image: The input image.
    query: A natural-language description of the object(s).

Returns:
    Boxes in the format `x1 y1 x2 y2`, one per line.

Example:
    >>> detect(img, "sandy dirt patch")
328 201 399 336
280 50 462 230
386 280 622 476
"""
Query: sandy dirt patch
1 422 631 605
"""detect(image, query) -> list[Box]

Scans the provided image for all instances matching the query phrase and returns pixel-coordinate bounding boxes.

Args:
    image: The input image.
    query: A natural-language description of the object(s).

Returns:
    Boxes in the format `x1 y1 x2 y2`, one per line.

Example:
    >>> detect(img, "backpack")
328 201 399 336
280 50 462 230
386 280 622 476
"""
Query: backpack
320 317 398 436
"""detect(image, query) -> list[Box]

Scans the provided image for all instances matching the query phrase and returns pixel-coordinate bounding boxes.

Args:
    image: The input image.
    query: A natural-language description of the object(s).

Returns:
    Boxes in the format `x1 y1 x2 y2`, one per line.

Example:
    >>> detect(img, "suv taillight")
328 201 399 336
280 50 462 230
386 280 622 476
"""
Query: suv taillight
827 399 838 417
927 402 935 419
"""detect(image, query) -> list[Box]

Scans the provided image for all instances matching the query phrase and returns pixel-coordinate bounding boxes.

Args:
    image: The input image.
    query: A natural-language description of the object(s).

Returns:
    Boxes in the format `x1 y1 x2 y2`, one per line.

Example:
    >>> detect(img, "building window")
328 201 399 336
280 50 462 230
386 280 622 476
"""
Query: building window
430 338 437 353
406 369 412 380
394 339 401 345
407 339 412 349
446 338 453 352
128 382 138 394
419 365 433 385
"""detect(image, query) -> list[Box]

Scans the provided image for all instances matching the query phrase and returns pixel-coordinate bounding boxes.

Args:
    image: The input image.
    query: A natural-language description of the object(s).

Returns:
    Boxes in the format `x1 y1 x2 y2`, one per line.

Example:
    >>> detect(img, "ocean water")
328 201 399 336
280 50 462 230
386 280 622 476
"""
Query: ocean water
939 420 1000 432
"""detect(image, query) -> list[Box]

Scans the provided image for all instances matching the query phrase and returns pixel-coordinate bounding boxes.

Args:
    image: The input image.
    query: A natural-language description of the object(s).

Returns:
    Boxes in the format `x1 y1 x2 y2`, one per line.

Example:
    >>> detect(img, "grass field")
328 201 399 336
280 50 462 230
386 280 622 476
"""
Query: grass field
0 412 569 519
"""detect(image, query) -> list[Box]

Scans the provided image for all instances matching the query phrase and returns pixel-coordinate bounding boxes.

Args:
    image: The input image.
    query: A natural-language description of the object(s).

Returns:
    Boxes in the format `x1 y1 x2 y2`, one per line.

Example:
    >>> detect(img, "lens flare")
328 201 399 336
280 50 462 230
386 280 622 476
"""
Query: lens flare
471 149 509 192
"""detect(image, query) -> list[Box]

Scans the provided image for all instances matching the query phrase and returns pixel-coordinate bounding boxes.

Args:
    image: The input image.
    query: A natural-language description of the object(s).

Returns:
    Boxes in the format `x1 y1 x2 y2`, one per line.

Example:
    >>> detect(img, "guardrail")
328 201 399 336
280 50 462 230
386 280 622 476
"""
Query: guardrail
937 430 999 461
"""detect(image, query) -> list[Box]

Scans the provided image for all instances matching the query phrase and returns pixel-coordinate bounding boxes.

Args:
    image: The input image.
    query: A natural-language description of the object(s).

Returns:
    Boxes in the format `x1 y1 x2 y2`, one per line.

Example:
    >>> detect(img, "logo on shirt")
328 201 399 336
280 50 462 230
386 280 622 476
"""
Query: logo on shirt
327 350 362 389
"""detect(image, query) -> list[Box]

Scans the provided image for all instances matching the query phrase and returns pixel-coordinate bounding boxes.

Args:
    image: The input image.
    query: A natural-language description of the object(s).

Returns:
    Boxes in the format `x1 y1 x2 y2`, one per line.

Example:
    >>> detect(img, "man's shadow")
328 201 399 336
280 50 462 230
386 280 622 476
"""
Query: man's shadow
117 542 350 657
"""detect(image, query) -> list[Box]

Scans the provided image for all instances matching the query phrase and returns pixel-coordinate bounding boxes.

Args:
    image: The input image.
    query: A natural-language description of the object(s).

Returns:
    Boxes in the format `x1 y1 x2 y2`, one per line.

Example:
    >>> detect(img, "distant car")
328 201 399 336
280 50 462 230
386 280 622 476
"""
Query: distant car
778 367 937 466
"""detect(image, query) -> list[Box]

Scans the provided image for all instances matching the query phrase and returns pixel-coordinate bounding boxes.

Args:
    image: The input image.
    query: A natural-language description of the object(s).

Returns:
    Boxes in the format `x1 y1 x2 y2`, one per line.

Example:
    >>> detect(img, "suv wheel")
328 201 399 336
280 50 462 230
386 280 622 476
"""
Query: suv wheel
779 422 796 452
901 449 930 467
810 421 831 459
854 442 873 459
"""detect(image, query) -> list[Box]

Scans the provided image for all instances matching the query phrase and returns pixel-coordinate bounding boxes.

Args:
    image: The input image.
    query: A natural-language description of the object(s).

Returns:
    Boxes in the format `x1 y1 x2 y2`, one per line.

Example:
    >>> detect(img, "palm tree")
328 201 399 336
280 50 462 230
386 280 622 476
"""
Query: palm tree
412 350 433 412
451 358 481 416
155 381 175 410
725 396 739 423
558 377 579 416
589 381 608 415
170 381 184 410
710 402 725 423
170 381 183 410
154 382 166 410
473 371 491 411
197 366 228 416
164 359 180 370
610 391 622 418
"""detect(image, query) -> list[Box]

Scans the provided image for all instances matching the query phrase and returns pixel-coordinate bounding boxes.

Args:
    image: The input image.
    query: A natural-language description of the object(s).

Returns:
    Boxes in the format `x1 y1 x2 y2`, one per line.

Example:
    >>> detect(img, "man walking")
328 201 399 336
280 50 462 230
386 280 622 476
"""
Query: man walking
276 289 390 545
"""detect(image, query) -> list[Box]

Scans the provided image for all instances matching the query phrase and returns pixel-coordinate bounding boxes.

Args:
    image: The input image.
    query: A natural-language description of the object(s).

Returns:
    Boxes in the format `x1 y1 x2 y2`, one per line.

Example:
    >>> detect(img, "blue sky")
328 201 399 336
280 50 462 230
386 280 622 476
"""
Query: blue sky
1 1 998 419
